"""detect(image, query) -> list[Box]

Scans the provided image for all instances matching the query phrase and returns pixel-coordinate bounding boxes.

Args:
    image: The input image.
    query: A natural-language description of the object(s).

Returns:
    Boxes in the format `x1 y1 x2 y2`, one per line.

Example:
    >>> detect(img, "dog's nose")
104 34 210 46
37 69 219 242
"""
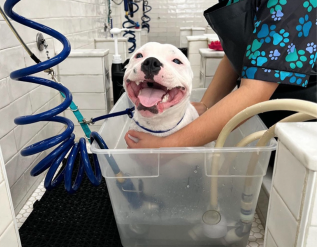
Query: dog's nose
141 57 162 78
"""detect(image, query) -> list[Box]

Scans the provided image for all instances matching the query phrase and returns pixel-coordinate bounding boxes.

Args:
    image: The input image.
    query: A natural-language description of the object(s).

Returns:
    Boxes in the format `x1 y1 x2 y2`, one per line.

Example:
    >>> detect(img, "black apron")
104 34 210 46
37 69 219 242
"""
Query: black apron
204 0 257 75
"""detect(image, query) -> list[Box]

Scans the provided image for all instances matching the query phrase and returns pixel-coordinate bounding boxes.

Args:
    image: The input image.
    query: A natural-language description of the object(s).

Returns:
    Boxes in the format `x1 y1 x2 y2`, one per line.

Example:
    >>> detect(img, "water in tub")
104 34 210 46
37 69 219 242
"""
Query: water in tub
97 115 264 246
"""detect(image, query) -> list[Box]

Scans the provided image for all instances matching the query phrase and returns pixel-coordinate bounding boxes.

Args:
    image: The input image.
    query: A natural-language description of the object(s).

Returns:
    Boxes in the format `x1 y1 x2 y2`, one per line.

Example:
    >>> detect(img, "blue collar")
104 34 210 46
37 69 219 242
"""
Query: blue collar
133 116 184 134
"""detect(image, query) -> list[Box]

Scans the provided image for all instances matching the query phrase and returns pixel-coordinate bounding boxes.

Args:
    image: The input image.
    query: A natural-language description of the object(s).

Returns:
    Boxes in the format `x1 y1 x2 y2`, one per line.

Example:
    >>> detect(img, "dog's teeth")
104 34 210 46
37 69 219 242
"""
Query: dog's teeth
162 94 169 103
136 81 140 86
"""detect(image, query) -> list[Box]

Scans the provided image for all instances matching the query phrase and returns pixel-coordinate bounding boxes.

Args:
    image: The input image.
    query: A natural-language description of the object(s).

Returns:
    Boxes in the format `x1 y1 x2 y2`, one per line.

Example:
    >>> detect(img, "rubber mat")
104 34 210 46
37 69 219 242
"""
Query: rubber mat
19 155 123 247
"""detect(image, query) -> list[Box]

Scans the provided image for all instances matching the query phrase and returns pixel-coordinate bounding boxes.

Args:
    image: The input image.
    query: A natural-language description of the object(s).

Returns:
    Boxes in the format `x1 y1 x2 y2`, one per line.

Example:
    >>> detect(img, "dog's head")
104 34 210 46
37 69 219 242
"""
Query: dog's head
124 42 193 118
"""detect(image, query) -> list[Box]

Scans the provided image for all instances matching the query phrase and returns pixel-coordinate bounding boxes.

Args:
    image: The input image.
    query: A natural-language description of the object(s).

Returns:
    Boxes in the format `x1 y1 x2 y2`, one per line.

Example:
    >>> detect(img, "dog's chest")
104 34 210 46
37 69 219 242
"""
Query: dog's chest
129 104 199 137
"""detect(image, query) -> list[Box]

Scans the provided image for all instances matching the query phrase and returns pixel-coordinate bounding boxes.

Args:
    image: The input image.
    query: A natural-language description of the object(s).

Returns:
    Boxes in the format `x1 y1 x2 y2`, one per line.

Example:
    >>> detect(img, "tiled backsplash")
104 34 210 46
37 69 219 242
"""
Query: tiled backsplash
111 0 218 48
141 0 218 47
0 0 108 212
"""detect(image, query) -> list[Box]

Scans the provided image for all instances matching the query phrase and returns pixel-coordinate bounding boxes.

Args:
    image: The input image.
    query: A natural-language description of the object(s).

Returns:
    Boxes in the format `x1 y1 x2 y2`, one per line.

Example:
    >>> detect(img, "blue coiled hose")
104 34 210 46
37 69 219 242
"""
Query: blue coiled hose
141 0 152 33
122 1 139 53
3 0 115 193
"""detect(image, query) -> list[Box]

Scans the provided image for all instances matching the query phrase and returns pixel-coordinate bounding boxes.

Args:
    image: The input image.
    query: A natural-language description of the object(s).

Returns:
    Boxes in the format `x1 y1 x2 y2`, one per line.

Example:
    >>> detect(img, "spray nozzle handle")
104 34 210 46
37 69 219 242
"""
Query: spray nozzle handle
110 28 129 35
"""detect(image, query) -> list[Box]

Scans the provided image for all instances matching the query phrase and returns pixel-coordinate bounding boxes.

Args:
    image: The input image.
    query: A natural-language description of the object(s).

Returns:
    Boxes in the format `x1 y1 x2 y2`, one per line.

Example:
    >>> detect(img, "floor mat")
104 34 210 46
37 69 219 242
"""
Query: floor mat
19 155 123 247
18 156 266 247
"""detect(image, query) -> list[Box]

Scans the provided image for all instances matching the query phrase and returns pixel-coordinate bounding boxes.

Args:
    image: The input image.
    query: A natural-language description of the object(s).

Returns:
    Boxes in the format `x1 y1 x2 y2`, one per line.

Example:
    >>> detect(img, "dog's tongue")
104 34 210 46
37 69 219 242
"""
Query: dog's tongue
138 88 165 107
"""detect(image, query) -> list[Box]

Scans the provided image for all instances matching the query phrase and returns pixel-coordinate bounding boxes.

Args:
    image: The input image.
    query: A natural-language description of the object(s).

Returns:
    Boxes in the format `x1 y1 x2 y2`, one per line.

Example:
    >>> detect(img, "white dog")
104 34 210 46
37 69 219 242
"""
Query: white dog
124 42 199 137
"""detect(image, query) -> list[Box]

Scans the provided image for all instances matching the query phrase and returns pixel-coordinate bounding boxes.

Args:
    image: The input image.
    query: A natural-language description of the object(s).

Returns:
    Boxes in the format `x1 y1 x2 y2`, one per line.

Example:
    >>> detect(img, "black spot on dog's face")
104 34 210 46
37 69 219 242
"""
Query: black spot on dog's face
137 104 159 114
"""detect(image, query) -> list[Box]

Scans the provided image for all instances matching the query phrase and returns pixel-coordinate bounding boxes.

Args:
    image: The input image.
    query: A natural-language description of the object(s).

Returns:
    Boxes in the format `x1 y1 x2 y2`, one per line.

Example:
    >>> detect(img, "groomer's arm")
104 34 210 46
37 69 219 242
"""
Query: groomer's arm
192 55 239 115
125 78 278 148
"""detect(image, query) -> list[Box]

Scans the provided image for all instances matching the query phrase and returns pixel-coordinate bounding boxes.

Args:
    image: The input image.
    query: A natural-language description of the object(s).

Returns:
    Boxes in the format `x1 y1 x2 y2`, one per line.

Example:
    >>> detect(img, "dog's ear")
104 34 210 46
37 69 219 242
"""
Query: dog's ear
123 58 130 68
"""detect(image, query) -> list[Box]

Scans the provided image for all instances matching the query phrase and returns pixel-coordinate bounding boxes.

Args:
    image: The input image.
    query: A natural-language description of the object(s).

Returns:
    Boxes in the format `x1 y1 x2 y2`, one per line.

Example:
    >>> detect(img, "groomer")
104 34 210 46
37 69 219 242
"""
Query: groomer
125 0 317 148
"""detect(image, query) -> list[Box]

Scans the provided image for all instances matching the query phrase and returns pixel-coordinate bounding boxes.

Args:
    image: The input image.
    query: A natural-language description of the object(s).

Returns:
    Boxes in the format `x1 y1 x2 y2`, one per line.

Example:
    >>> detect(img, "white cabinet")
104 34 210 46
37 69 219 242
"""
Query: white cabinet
187 36 208 89
265 123 317 247
179 27 206 48
199 48 224 88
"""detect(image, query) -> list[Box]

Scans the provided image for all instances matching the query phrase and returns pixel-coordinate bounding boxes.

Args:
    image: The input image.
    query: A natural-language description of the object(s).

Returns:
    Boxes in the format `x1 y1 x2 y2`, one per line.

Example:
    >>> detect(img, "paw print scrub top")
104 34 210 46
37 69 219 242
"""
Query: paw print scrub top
219 0 317 88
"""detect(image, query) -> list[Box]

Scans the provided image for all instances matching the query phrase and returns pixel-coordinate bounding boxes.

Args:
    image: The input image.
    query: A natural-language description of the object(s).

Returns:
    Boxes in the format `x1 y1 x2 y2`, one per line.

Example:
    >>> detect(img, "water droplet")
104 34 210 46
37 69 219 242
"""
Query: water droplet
194 170 198 173
186 185 190 188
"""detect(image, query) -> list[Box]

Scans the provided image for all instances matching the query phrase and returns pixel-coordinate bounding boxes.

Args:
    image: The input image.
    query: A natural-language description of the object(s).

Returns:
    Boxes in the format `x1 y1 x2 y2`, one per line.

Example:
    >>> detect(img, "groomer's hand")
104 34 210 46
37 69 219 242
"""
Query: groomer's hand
125 130 166 149
191 102 208 116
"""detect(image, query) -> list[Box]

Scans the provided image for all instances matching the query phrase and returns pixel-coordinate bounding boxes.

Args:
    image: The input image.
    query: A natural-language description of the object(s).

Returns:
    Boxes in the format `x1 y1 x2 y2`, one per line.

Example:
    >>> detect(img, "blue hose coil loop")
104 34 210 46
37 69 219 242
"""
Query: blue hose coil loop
91 107 134 123
123 2 139 53
141 1 151 33
4 0 106 193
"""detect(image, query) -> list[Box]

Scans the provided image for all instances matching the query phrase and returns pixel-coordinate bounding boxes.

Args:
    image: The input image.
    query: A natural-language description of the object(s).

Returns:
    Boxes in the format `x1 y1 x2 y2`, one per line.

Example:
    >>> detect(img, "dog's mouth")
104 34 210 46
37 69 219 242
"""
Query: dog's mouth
126 79 186 115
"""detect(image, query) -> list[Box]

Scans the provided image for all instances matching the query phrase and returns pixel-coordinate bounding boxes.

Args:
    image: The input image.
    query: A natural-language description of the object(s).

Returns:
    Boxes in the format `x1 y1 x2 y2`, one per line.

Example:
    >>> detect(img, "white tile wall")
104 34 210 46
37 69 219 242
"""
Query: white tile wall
58 56 107 75
111 0 218 48
59 75 105 93
0 223 20 247
0 182 12 236
0 150 21 246
273 143 307 220
0 131 18 164
305 226 317 247
267 188 298 247
0 0 109 211
311 193 317 226
144 0 218 47
0 78 11 108
265 231 278 247
72 93 107 110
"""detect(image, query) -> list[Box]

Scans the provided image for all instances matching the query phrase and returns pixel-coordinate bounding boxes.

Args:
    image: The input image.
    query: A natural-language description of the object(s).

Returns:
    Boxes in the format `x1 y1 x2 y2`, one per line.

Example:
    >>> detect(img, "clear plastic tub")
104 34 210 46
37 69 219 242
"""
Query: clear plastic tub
91 89 277 247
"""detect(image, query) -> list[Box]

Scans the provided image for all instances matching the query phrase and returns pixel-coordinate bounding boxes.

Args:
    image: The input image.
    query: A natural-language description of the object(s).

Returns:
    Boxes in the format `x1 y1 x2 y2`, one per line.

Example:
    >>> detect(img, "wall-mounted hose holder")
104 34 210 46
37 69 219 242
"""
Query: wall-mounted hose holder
36 32 46 51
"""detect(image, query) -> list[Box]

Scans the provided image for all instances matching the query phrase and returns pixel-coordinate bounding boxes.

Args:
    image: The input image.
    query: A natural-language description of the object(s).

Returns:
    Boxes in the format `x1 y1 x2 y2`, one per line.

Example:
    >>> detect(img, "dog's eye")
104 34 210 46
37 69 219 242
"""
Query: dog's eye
173 59 183 65
136 53 143 59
